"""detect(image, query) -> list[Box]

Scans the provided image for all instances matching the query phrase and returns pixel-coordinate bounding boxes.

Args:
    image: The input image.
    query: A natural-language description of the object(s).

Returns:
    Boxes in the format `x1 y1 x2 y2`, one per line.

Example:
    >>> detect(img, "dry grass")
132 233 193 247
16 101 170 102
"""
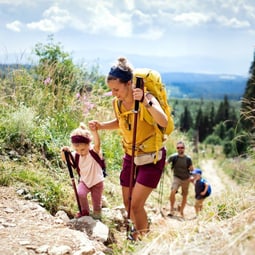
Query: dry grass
130 158 255 255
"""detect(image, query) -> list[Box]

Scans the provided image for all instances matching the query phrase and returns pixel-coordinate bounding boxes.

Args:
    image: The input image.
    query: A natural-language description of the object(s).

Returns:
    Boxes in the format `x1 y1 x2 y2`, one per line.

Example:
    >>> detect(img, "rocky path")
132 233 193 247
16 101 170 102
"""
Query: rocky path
0 186 107 255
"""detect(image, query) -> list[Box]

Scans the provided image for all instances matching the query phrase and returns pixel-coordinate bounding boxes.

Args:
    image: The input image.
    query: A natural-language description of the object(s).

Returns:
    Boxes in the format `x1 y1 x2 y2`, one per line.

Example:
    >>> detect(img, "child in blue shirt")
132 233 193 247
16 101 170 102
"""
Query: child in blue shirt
190 169 211 216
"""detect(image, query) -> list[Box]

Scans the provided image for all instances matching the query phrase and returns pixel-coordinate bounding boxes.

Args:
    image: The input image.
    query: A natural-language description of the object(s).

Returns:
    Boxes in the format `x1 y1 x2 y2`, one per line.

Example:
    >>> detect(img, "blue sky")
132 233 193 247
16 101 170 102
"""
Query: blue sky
0 0 254 75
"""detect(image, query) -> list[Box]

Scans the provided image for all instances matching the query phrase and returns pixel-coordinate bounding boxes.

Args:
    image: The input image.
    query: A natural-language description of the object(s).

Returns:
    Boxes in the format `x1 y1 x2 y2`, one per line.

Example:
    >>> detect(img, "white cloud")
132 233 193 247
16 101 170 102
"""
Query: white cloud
4 0 255 37
27 19 61 32
81 3 132 37
173 12 210 26
27 5 72 32
217 16 250 28
123 0 135 10
6 20 22 32
23 2 133 37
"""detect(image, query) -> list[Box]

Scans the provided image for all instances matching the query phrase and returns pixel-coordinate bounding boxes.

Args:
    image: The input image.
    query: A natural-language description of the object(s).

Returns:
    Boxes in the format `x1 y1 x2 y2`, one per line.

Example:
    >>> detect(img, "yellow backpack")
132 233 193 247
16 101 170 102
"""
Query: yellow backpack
133 68 174 136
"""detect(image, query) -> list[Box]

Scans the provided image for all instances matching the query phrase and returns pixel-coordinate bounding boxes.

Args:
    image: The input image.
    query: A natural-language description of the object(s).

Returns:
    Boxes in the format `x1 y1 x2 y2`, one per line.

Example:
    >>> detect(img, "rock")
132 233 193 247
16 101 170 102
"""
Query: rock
36 245 50 253
3 207 14 213
55 210 70 224
48 245 72 255
91 221 109 242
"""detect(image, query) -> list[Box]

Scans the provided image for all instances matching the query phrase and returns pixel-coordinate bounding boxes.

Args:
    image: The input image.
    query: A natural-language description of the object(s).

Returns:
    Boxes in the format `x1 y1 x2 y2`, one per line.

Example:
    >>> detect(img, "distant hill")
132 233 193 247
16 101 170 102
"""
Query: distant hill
0 64 248 100
162 72 248 100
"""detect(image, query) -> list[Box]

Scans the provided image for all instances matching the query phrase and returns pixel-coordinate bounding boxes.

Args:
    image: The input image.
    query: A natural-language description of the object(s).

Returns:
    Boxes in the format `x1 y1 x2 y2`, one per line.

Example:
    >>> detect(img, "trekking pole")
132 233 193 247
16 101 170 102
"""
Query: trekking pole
126 76 144 237
64 150 82 215
158 166 165 217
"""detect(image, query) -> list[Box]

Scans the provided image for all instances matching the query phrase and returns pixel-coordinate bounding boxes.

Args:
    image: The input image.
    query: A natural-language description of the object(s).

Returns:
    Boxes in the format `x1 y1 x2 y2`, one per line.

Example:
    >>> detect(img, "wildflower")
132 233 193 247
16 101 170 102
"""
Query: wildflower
103 91 112 97
44 77 51 85
85 101 94 110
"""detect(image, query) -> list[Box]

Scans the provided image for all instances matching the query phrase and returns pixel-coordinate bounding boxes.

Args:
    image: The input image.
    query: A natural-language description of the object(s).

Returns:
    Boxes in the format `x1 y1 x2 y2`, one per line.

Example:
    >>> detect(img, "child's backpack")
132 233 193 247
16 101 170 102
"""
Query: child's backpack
133 68 174 136
206 182 212 196
75 150 107 177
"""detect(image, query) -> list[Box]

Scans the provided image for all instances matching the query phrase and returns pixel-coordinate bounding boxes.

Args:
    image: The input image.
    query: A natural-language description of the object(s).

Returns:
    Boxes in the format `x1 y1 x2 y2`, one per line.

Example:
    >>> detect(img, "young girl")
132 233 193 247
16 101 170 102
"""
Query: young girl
61 122 104 218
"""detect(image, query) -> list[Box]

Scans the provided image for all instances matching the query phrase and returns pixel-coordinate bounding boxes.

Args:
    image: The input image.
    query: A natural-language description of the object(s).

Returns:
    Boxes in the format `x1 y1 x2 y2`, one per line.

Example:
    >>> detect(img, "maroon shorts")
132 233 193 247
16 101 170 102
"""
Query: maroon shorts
120 148 166 189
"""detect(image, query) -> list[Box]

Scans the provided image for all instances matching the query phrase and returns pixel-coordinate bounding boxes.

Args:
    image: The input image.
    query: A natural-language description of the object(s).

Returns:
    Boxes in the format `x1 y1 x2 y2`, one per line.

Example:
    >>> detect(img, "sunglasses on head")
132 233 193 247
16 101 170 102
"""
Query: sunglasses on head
177 147 184 149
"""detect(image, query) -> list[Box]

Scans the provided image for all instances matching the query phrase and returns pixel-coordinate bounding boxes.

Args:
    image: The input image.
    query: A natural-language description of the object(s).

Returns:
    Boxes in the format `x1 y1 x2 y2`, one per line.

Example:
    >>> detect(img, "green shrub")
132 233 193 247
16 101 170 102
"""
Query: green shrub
0 105 37 150
204 134 222 145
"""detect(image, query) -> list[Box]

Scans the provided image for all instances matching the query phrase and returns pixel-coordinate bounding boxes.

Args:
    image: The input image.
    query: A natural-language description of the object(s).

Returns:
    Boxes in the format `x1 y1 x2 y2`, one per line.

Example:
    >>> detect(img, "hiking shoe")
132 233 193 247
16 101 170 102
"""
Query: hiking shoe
127 231 141 242
75 212 83 218
127 233 136 242
75 212 88 218
167 210 175 217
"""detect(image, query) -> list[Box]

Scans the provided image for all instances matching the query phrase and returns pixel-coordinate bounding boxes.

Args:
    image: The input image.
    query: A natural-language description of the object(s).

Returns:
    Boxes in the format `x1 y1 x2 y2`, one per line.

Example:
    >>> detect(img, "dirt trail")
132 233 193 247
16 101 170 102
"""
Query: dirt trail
200 159 225 196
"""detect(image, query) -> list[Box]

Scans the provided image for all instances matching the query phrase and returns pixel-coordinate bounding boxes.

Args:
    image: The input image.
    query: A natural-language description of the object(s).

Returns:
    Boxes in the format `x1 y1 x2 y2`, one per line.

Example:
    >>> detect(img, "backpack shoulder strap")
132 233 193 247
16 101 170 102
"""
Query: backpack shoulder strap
89 150 104 168
89 150 107 177
186 156 192 169
114 98 133 116
171 154 178 169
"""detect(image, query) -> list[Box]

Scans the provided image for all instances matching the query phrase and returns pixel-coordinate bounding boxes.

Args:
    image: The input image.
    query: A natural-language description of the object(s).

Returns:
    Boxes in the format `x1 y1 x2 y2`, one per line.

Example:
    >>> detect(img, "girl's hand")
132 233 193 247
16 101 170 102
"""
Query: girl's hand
89 120 101 130
61 146 70 152
88 121 97 131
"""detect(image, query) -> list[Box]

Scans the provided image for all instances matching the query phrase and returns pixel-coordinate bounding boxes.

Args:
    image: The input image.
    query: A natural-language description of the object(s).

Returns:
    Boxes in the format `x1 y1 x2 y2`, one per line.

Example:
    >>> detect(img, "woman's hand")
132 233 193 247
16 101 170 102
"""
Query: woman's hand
133 87 144 102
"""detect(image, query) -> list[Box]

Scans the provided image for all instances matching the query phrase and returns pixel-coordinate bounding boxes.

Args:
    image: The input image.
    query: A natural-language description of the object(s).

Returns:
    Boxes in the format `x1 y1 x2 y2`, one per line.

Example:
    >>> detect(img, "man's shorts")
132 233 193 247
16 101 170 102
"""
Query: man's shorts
120 148 166 189
171 176 190 196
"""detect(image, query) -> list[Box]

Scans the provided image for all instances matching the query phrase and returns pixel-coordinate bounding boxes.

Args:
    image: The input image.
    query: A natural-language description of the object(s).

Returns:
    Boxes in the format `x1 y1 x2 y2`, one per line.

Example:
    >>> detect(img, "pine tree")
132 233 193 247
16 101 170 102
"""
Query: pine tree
241 50 255 131
194 108 208 142
215 95 230 125
180 105 193 132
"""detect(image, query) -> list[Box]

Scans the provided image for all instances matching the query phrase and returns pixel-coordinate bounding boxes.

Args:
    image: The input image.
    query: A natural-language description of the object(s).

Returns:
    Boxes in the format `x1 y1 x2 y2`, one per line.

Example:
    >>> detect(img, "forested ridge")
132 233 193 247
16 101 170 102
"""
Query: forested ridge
162 72 247 99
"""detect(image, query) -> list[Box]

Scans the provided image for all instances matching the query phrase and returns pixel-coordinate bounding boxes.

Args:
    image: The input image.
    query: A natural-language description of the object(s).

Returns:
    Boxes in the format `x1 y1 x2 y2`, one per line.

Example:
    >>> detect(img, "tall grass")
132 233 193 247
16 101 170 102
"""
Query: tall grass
133 170 255 255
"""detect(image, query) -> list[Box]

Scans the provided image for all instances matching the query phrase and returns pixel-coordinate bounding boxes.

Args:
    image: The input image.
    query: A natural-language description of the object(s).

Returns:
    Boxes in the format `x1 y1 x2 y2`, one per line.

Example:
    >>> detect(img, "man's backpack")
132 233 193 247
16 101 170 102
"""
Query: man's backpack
132 68 174 136
75 150 107 177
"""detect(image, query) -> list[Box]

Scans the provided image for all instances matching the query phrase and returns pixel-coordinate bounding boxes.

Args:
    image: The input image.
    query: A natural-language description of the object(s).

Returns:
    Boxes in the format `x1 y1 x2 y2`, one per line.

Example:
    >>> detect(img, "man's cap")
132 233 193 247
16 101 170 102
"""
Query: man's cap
191 169 202 175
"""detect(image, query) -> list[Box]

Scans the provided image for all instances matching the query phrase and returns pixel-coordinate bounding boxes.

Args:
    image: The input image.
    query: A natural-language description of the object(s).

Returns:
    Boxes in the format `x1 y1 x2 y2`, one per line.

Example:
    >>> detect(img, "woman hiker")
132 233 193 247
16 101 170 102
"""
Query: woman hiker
89 57 172 240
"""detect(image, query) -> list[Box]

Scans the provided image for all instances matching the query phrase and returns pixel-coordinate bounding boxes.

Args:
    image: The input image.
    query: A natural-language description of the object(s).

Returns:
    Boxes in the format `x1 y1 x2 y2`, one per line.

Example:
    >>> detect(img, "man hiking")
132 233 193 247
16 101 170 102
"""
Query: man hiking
166 141 193 218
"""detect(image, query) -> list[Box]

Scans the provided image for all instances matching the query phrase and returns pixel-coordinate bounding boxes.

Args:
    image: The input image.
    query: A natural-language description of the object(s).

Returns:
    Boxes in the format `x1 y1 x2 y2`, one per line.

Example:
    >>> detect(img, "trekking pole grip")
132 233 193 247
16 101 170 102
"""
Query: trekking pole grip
134 77 143 112
64 150 74 179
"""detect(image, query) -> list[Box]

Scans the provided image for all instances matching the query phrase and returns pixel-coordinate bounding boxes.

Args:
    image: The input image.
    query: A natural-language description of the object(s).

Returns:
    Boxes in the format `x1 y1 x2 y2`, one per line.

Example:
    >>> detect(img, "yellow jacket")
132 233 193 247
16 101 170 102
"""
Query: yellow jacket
114 98 165 156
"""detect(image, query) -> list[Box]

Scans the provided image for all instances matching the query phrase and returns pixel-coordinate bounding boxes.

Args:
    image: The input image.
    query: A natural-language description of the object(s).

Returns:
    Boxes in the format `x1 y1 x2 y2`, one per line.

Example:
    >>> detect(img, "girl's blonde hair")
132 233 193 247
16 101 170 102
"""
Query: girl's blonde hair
70 122 91 142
